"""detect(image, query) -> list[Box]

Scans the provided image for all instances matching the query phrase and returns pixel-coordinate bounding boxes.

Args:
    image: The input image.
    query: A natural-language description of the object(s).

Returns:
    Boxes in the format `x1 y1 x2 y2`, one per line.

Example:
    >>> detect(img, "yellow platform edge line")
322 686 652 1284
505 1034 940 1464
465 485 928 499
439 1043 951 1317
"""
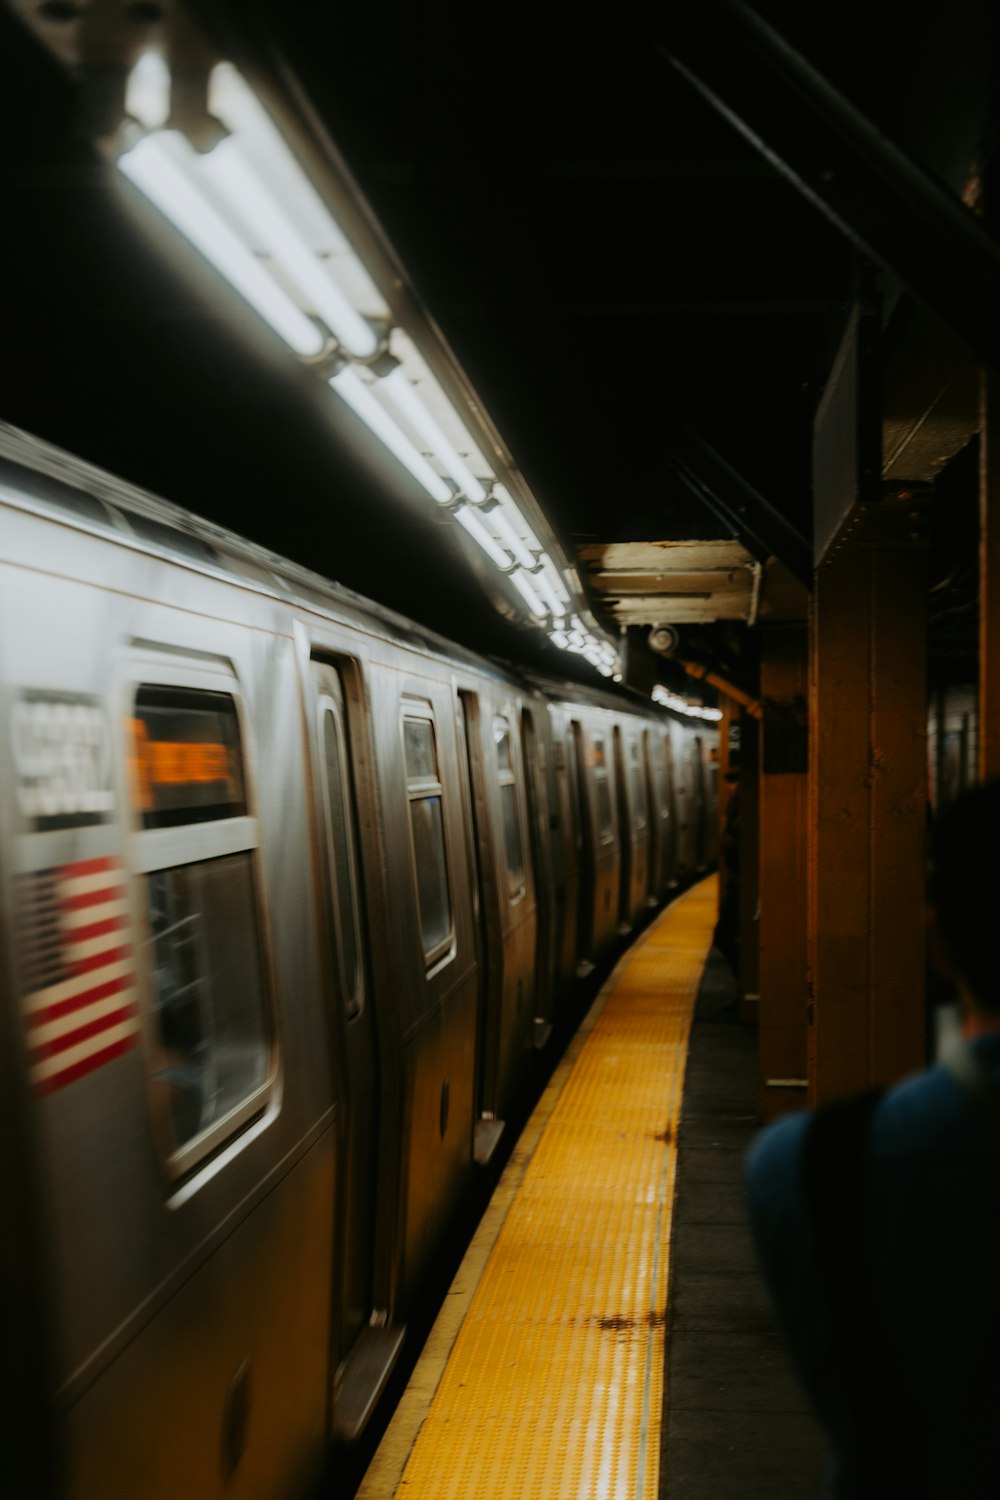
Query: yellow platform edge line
357 875 718 1500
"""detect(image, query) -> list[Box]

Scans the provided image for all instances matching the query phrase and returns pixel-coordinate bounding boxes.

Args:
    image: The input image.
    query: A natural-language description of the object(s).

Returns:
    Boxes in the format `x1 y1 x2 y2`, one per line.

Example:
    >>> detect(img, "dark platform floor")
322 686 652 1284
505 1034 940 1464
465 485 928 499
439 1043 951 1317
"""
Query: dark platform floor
661 952 828 1499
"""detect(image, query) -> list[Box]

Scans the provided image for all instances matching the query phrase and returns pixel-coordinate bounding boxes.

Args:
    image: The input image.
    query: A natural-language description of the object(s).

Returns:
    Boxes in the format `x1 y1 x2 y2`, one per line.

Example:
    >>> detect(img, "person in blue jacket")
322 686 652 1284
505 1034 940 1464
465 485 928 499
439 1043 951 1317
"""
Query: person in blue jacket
746 778 1000 1499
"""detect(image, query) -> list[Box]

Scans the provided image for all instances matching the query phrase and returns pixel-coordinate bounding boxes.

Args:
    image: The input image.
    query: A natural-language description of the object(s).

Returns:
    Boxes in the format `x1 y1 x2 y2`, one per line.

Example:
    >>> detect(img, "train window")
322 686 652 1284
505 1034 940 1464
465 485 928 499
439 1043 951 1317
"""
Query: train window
404 717 437 780
592 733 614 845
629 736 647 830
319 691 364 1019
494 717 525 898
129 685 272 1172
131 687 246 827
402 704 453 963
658 733 673 808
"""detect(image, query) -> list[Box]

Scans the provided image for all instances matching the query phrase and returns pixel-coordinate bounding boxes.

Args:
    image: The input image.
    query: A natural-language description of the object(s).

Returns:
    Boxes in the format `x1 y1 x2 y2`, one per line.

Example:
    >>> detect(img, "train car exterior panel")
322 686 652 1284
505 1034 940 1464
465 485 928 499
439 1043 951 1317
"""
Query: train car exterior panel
60 1126 336 1500
397 978 478 1302
0 424 718 1496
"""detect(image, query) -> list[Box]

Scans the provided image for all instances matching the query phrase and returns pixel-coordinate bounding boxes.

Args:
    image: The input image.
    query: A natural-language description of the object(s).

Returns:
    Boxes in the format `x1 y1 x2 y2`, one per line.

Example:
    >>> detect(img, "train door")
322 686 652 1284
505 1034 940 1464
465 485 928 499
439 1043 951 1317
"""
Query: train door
613 724 633 934
658 729 678 888
691 734 707 867
311 661 381 1410
629 728 650 907
521 706 554 1041
643 727 667 904
569 718 595 972
457 689 505 1164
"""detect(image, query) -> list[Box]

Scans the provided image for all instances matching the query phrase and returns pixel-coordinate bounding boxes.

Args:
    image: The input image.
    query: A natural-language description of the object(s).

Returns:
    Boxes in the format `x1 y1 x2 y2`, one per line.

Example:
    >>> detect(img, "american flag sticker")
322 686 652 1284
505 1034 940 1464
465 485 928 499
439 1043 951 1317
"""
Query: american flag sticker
17 856 139 1096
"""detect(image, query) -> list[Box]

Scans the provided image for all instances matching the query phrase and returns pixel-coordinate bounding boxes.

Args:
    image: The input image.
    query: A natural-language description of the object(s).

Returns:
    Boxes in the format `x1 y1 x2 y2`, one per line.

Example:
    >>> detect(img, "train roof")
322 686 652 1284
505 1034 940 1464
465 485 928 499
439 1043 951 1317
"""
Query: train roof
0 420 706 729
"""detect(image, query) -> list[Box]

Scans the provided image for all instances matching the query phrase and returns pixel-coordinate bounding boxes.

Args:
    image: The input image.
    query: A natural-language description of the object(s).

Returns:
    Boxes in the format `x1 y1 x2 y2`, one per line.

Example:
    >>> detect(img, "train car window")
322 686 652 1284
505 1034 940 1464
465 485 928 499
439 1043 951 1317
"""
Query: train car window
591 732 614 845
320 700 364 1019
132 688 246 827
494 717 525 898
402 704 453 963
629 736 648 830
129 686 272 1172
404 717 438 780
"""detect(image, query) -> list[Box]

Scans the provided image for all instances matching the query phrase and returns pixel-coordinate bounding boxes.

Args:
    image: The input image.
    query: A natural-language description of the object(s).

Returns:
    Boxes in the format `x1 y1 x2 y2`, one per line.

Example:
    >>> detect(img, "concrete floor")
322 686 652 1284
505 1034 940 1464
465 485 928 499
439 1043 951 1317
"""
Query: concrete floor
661 952 829 1499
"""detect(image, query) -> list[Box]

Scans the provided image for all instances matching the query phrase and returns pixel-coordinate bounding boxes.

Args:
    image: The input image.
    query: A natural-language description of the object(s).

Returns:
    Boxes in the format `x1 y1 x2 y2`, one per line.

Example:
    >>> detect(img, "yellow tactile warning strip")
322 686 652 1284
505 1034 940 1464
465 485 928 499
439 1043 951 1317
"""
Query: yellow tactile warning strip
359 875 718 1500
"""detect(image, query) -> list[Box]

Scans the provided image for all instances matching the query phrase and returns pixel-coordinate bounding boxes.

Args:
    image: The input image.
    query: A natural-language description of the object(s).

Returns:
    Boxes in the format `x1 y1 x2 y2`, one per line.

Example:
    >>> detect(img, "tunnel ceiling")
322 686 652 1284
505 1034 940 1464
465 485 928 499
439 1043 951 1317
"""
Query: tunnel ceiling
0 1 994 688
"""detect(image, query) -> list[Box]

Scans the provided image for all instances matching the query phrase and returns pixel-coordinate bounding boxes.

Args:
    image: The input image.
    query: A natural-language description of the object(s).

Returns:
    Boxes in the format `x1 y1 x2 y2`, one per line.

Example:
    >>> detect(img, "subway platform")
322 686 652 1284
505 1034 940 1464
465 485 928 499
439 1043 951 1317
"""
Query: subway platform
357 877 827 1499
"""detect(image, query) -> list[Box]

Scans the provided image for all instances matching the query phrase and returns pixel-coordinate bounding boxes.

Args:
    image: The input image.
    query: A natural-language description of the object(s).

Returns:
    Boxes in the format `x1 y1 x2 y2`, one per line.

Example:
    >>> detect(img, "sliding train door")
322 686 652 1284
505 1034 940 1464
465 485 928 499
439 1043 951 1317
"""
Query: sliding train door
310 659 386 1433
456 688 504 1163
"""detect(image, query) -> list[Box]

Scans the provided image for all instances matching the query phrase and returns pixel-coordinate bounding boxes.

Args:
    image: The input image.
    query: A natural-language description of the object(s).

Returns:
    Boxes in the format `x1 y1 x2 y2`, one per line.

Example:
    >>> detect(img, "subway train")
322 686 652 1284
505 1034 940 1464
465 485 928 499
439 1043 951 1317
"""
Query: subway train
0 421 718 1499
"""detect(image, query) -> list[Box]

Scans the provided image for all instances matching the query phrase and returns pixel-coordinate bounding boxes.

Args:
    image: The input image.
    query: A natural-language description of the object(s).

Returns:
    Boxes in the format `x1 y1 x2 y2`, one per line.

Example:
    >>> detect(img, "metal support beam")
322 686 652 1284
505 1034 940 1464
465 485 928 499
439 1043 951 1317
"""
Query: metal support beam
662 427 813 587
661 1 1000 374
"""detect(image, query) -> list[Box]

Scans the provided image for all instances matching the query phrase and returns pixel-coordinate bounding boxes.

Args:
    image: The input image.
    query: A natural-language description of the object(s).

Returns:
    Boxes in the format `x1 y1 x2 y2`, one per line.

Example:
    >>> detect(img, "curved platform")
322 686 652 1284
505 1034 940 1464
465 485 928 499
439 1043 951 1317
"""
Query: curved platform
359 877 719 1500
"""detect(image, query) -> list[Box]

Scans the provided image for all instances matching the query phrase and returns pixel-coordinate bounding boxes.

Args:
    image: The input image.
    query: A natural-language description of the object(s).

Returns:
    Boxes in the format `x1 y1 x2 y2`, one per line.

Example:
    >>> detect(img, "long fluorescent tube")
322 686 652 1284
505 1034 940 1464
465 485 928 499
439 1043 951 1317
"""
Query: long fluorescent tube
484 500 536 570
330 366 452 502
531 567 567 618
200 138 378 358
494 483 542 550
453 503 513 570
381 368 487 501
118 132 325 358
538 553 571 604
126 52 170 130
509 568 548 619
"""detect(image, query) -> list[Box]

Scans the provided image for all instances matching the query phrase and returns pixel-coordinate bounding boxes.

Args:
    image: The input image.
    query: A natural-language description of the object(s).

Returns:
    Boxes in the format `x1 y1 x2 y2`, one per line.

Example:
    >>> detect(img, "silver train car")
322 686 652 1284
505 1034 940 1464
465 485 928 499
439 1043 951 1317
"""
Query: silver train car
0 423 717 1499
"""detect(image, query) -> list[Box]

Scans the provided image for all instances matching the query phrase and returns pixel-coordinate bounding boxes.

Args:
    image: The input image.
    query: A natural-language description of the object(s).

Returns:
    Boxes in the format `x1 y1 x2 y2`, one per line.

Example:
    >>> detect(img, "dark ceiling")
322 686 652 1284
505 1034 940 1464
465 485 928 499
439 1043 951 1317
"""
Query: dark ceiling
0 0 994 683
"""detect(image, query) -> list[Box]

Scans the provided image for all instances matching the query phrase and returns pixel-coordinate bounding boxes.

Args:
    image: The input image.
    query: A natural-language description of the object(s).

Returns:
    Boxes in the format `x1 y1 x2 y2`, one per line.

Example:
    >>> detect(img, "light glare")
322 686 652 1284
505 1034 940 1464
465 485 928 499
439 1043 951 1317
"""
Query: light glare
330 367 452 502
200 138 378 357
118 132 325 357
382 369 487 501
453 503 513 570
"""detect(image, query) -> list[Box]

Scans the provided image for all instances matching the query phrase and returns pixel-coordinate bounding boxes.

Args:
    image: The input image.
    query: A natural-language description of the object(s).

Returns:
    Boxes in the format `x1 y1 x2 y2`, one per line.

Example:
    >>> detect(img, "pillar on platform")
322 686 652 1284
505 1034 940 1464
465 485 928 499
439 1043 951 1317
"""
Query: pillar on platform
757 623 809 1119
808 492 927 1102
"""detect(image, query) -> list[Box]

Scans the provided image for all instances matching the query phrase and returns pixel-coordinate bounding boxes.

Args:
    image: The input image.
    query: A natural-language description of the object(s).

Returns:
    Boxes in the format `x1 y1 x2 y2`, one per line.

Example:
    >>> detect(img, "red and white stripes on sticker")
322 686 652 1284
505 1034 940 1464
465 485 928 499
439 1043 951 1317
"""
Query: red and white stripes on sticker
18 855 138 1095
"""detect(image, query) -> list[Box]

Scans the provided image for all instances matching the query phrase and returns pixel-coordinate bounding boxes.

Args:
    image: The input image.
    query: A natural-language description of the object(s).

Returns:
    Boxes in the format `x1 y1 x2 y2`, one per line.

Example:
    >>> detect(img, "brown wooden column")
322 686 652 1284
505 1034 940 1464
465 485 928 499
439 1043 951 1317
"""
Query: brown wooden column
757 623 809 1119
808 494 928 1103
980 371 1000 778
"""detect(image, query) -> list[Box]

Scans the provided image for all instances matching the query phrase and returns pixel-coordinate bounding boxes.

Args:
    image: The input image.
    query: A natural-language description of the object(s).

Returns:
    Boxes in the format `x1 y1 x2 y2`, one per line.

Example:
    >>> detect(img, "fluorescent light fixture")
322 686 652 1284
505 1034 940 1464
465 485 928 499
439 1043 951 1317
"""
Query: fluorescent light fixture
531 567 567 618
209 64 387 318
509 568 548 619
118 132 325 358
538 553 571 604
494 484 542 551
483 500 536 570
330 366 452 502
381 368 487 501
453 503 513 571
126 52 170 130
651 685 723 721
199 137 377 357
